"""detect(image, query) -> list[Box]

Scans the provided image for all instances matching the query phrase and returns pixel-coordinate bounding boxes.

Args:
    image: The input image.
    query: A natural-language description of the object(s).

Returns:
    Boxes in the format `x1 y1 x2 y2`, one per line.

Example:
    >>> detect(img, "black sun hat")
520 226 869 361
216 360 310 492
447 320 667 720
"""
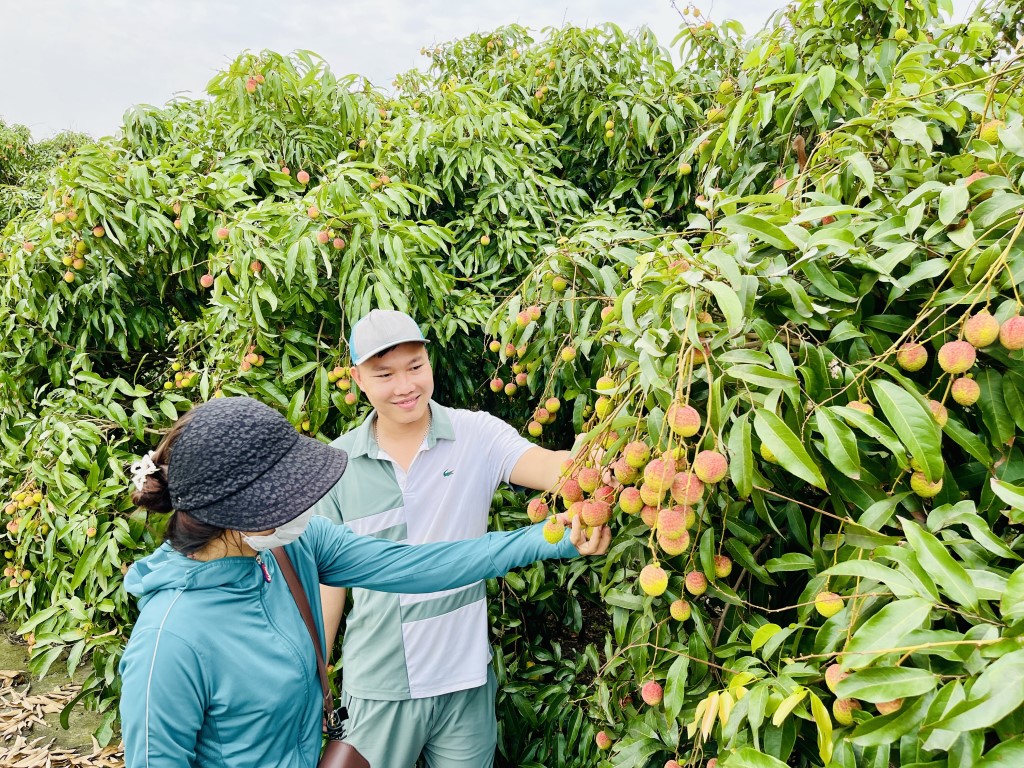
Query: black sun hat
166 396 347 531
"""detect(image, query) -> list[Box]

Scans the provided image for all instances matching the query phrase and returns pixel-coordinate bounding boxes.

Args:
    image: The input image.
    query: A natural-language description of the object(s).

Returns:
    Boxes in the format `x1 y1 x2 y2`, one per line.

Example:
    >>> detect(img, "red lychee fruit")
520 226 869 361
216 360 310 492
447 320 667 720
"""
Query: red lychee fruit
296 170 310 185
963 310 1000 347
658 528 691 555
833 698 861 726
929 399 948 427
245 77 258 93
316 230 330 244
951 377 980 406
613 457 640 485
639 563 668 596
847 401 874 417
639 483 665 506
640 680 663 706
876 699 904 716
814 591 843 617
200 273 214 288
489 378 503 393
669 599 691 621
527 420 543 437
560 478 584 505
333 237 346 250
618 487 643 515
595 731 612 750
656 507 689 540
526 498 549 523
896 342 928 372
824 664 848 693
640 505 659 528
250 260 263 273
594 485 615 505
671 472 705 505
515 310 531 327
1000 316 1024 351
684 571 707 596
578 467 601 494
713 555 732 579
693 450 728 483
624 441 651 469
643 458 676 494
937 340 976 374
527 305 542 321
216 227 230 240
666 403 701 437
307 205 320 219
581 500 612 526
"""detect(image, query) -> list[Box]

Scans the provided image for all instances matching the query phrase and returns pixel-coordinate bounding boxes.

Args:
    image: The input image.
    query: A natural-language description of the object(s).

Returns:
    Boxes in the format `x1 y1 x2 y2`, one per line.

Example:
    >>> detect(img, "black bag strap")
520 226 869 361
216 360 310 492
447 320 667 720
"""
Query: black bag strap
272 546 344 735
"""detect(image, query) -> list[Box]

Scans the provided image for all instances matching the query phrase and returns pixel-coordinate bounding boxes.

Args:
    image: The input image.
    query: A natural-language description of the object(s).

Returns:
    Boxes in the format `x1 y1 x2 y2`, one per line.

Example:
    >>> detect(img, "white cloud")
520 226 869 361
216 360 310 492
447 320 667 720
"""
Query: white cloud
0 0 978 139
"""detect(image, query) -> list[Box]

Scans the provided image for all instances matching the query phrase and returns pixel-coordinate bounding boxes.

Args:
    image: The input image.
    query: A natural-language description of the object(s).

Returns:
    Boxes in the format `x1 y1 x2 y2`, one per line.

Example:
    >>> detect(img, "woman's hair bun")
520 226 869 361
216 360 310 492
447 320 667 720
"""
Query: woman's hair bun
131 468 172 512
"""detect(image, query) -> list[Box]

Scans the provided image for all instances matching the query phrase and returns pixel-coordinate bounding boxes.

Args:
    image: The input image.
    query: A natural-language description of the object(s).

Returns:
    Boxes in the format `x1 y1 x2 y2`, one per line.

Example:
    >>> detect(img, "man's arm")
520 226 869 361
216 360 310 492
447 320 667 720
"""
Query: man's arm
508 447 571 492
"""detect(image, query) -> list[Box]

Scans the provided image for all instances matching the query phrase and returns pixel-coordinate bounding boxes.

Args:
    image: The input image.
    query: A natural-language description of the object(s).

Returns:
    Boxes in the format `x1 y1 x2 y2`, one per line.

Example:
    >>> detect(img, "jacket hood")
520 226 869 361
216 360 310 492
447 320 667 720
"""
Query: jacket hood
125 543 259 608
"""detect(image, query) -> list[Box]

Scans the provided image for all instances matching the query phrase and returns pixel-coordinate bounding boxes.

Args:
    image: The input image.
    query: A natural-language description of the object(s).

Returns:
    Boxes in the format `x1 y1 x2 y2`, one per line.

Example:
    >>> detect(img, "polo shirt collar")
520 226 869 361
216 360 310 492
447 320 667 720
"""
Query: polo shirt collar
348 400 454 460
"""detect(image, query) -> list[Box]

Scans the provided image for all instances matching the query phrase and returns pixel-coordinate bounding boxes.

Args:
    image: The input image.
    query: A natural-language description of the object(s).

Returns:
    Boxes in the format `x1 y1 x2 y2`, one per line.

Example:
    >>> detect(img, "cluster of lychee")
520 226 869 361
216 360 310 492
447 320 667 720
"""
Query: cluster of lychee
328 365 359 406
164 361 198 390
487 335 540 398
824 662 902 726
239 346 266 373
243 72 266 94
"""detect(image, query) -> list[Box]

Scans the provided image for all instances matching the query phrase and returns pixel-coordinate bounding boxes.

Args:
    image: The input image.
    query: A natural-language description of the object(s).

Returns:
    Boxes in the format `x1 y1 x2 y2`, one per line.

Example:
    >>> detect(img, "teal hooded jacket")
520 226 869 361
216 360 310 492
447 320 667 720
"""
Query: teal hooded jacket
119 515 576 767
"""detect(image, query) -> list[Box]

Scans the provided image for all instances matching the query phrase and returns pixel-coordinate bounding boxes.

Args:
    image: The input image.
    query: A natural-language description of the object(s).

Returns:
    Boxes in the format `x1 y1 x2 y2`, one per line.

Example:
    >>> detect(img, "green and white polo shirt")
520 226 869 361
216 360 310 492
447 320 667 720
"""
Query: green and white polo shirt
313 401 534 700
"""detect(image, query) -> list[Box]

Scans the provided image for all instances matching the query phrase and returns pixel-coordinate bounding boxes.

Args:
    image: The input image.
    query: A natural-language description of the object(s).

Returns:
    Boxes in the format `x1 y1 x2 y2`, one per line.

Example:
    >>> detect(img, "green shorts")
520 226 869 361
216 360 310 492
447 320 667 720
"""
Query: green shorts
341 666 497 768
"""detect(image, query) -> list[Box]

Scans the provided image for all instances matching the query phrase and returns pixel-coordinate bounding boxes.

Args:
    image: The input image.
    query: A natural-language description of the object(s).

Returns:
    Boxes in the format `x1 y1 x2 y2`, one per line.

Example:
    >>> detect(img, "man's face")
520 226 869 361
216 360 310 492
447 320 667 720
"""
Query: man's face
351 342 434 426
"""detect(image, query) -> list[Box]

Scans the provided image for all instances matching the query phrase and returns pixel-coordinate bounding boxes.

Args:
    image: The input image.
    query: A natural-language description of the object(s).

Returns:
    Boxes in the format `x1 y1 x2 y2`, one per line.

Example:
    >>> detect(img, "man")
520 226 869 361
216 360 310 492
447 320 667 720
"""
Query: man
314 309 608 768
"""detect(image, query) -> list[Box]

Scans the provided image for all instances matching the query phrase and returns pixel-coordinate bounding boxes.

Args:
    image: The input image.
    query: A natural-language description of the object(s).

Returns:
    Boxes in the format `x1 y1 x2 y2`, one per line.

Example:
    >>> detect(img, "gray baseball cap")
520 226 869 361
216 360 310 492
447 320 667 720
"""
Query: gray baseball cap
349 309 428 366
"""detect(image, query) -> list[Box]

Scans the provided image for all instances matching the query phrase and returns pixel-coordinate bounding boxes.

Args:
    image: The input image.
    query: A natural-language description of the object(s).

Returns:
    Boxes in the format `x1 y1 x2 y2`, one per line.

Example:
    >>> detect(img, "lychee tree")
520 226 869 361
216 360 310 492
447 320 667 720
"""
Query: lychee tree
2 0 1024 764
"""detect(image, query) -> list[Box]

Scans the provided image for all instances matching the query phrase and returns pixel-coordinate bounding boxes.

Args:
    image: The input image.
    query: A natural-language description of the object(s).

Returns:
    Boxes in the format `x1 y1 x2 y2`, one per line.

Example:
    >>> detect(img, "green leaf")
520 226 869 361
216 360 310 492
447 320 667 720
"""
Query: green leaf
991 478 1024 521
901 519 978 611
810 692 833 766
870 380 942 482
814 407 862 479
721 213 795 250
975 738 1024 768
663 651 690 723
938 184 970 226
844 597 934 669
850 690 931 746
728 413 753 499
1001 564 1024 624
930 650 1024 732
704 280 745 334
753 409 827 490
836 667 938 703
726 747 790 768
751 623 782 653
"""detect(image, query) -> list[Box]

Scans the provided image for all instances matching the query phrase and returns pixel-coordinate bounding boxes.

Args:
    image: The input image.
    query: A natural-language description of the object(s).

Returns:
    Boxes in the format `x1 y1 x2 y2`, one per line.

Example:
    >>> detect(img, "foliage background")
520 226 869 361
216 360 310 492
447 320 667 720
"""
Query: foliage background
2 0 1024 765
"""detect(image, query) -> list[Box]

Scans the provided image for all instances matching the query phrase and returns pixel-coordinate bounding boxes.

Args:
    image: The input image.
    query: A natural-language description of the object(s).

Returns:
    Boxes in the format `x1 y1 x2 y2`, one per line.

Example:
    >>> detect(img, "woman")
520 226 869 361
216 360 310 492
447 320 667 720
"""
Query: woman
119 396 609 768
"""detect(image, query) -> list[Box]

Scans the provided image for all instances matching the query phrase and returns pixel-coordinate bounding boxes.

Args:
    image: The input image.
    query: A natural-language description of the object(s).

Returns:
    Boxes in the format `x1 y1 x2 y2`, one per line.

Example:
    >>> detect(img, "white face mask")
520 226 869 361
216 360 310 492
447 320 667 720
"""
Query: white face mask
242 508 315 551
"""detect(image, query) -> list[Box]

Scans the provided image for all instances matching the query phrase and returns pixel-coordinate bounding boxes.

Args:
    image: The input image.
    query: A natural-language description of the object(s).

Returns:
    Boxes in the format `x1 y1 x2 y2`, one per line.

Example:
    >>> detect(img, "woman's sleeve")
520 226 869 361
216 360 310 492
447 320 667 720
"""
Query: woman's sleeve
120 628 207 768
310 516 578 591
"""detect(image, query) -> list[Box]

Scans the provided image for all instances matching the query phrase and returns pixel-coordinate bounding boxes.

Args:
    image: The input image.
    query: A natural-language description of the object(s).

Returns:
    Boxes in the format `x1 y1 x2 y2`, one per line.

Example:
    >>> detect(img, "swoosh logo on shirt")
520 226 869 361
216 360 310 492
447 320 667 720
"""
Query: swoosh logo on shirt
443 469 454 477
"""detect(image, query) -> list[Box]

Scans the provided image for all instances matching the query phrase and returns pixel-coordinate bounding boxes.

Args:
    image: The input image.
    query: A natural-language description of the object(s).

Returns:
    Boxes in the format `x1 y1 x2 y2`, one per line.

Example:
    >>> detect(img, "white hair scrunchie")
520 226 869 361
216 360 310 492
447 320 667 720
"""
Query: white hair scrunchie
130 451 160 492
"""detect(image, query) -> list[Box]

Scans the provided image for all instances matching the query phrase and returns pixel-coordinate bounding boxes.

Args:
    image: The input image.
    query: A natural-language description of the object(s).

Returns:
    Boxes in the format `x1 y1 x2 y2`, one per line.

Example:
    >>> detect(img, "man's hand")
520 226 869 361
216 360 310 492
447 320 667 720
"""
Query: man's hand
559 512 612 555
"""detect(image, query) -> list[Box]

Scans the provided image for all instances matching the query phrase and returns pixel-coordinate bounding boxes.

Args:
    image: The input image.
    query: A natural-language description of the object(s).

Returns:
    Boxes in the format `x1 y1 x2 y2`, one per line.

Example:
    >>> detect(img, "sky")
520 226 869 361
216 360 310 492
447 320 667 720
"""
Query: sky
0 0 978 140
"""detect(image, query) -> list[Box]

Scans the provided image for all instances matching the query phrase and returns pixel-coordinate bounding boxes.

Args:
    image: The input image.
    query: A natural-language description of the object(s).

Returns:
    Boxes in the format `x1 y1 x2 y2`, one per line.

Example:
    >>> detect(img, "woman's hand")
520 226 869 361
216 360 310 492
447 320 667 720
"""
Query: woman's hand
561 513 612 555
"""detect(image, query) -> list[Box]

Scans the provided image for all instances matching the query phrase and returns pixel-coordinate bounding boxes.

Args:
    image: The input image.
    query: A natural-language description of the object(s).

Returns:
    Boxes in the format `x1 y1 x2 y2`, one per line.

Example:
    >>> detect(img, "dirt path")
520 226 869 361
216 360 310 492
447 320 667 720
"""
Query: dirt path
0 625 124 767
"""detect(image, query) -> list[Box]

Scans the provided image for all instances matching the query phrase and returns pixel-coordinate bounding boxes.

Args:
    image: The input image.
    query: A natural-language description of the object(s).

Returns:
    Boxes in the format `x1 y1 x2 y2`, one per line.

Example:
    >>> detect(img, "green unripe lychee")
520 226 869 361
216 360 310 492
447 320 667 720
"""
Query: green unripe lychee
910 471 942 498
543 516 565 543
619 486 643 514
894 27 910 42
929 399 948 428
979 119 1003 144
833 698 861 726
670 599 692 621
551 276 568 292
814 591 843 618
713 555 732 579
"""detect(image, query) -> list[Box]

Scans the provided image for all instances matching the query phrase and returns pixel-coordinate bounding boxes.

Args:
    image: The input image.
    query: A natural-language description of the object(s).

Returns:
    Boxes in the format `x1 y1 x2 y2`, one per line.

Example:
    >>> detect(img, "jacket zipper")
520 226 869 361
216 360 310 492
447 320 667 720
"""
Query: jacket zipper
255 553 272 583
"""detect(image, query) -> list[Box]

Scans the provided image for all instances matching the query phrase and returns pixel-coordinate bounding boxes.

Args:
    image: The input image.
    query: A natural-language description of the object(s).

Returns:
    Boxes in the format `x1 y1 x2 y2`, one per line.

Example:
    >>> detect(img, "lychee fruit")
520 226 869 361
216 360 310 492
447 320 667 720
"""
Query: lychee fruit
594 485 616 504
639 483 665 506
316 230 331 244
595 731 612 750
489 378 504 393
624 441 651 469
200 273 214 288
655 507 687 540
951 377 980 406
560 478 584 505
847 401 874 417
910 471 942 498
613 457 640 485
560 347 577 362
515 310 531 327
619 488 643 515
876 699 904 716
552 276 568 292
666 403 701 437
527 498 549 523
693 450 728 483
640 505 659 528
760 443 778 463
824 664 848 693
594 396 613 419
979 119 1003 144
896 342 928 372
307 205 320 219
929 399 948 428
833 698 861 726
578 467 601 494
658 529 691 555
581 500 612 526
671 472 704 506
639 563 668 596
643 459 676 494
527 420 543 437
713 555 732 579
216 226 230 240
937 340 976 374
1000 316 1024 350
545 397 561 413
963 311 1000 347
595 376 616 393
814 591 843 618
670 599 692 621
296 170 310 185
685 571 707 596
640 680 663 706
894 27 910 41
543 516 565 543
333 237 346 250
